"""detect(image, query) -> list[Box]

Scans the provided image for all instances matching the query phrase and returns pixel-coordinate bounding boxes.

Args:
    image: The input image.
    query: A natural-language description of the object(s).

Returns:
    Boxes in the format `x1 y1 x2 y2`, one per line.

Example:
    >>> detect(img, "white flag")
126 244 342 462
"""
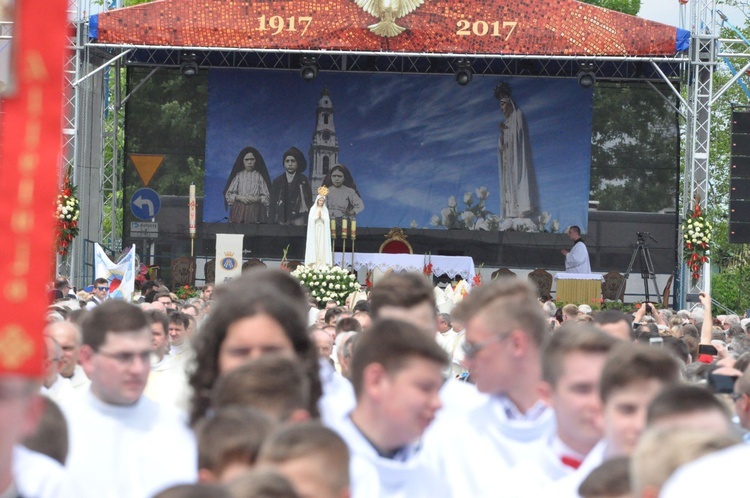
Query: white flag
94 243 137 302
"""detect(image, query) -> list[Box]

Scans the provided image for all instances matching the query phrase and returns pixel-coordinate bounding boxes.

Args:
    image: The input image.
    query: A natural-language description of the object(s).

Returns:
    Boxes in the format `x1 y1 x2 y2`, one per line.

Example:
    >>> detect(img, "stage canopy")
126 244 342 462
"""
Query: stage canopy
90 0 690 57
83 0 689 284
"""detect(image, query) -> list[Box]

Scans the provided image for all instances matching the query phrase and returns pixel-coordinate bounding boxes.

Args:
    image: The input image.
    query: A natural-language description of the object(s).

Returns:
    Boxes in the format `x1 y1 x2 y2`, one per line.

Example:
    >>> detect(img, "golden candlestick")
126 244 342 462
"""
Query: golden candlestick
350 218 356 269
330 218 336 259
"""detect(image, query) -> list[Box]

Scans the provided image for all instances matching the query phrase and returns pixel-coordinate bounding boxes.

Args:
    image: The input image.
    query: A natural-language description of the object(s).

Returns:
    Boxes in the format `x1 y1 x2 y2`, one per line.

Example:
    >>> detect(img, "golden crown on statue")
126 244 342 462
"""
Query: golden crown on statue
317 186 329 197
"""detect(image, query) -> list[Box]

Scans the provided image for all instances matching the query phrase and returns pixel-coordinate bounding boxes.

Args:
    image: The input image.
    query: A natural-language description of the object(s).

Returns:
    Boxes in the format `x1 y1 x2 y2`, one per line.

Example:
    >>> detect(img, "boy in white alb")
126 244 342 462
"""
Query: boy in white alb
62 300 197 497
543 343 681 498
335 318 450 498
503 323 618 497
422 279 555 497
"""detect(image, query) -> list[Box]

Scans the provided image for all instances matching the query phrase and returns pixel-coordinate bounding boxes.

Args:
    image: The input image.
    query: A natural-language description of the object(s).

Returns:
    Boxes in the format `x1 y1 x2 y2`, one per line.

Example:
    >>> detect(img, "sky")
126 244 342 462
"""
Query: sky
639 0 747 26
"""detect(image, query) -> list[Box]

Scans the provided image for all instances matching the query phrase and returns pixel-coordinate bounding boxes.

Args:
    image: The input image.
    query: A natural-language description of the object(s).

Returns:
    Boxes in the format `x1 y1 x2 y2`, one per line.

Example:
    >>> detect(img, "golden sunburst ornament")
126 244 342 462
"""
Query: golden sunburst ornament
354 0 425 38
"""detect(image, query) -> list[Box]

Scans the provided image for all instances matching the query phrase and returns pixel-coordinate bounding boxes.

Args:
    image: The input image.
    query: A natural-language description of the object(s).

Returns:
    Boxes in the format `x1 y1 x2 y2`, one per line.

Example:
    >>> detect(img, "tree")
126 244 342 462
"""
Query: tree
590 82 679 212
700 16 750 310
578 0 641 15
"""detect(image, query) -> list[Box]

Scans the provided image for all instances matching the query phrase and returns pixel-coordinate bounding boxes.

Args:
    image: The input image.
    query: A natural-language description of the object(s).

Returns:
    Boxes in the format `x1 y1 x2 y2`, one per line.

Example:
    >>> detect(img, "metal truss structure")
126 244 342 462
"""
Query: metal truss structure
63 0 750 298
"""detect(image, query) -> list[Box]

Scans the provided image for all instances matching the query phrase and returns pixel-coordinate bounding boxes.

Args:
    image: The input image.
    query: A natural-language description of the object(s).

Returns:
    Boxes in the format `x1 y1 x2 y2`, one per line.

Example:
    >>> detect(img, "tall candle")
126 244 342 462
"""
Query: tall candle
350 218 357 240
342 218 348 239
331 218 336 238
188 184 196 237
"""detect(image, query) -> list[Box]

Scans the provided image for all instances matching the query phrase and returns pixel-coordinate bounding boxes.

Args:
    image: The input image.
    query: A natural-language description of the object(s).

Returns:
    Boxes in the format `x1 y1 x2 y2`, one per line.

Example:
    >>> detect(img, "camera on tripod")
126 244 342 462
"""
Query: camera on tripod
636 231 657 244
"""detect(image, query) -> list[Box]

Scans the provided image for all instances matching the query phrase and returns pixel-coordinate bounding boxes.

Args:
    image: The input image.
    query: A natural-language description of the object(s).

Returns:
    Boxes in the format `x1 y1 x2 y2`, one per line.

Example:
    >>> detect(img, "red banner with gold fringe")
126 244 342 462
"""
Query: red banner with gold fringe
0 0 69 377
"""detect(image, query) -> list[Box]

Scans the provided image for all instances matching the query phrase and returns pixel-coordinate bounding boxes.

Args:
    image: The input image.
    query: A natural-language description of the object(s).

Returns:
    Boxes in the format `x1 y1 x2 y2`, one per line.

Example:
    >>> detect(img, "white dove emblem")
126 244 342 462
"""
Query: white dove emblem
354 0 425 38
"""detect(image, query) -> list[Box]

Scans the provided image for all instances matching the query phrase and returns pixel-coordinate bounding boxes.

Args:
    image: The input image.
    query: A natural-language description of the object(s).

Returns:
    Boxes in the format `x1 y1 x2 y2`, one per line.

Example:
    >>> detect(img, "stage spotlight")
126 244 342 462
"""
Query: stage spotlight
455 59 473 86
577 62 596 88
300 56 319 82
180 53 198 77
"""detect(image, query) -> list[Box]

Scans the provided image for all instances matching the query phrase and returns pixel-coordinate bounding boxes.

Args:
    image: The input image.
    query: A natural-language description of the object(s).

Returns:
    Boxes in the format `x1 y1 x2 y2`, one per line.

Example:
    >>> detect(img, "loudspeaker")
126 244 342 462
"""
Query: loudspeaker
729 110 750 243
730 178 750 200
729 222 750 244
731 156 750 179
730 200 750 220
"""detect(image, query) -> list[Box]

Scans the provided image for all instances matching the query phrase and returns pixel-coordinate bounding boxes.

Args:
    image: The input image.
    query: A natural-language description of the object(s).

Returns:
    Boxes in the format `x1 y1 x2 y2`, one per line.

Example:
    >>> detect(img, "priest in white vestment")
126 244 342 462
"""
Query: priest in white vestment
562 226 591 274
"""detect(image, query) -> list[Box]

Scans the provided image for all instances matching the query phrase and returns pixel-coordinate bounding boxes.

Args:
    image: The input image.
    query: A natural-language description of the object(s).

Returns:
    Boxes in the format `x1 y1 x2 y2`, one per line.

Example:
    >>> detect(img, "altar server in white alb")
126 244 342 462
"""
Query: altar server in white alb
334 319 450 498
500 323 618 497
61 300 197 497
421 279 555 497
562 225 591 273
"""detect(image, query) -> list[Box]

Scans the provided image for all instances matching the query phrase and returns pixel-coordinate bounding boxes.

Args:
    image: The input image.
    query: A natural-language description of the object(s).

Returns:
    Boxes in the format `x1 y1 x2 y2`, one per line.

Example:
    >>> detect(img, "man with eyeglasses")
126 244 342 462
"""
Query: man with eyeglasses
85 278 110 310
61 300 197 497
39 335 76 405
422 279 554 496
44 321 91 393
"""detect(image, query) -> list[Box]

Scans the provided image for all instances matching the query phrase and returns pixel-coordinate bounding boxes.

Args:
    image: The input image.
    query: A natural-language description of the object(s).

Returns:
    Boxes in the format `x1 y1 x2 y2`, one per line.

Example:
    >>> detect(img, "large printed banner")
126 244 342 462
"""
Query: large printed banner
91 0 683 56
204 69 593 233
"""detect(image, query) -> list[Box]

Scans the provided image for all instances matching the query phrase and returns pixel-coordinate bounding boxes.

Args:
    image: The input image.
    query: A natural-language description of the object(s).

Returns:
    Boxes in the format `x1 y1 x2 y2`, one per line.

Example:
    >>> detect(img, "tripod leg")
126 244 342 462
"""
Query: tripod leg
618 244 640 301
642 247 661 302
638 246 651 303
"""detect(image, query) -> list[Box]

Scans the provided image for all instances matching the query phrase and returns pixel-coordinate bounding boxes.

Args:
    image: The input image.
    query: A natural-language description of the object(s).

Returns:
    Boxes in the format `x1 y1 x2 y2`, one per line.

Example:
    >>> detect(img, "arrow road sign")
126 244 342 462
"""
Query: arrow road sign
130 188 161 220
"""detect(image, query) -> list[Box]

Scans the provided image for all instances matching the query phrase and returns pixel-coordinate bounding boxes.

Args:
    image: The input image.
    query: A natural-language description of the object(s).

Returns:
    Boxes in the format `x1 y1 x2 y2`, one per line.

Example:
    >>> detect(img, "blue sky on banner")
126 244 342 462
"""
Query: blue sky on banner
204 69 592 230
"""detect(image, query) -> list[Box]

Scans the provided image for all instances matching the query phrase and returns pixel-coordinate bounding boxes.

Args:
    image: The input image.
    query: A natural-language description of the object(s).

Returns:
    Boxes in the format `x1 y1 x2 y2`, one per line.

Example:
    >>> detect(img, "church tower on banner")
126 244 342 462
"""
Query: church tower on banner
309 88 339 191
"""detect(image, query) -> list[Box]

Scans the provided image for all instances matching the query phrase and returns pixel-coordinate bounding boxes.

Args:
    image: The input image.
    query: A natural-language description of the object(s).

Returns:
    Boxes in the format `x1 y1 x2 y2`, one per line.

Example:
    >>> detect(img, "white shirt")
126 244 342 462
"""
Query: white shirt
144 355 191 414
422 395 555 497
335 415 449 498
62 390 197 498
565 239 591 273
40 374 79 406
661 443 748 497
540 439 608 498
13 445 69 498
166 342 194 373
502 435 586 498
318 358 357 427
60 365 91 393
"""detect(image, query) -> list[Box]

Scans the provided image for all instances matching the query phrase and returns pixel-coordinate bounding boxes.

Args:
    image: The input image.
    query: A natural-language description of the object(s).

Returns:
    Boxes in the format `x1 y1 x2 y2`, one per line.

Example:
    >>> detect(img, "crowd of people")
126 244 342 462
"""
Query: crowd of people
2 269 749 497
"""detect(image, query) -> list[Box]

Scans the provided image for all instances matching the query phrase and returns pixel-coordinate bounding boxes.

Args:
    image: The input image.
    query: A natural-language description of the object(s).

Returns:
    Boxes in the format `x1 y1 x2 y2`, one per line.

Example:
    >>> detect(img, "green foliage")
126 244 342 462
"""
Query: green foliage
711 267 750 314
703 18 750 285
578 0 641 15
590 83 679 212
123 67 207 203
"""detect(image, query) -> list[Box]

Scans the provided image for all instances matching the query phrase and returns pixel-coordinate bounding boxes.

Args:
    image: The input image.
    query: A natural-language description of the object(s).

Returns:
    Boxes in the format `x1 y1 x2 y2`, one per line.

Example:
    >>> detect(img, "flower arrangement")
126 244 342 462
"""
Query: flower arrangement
174 285 201 300
423 253 433 278
472 272 482 287
56 175 80 256
682 197 711 285
291 265 361 306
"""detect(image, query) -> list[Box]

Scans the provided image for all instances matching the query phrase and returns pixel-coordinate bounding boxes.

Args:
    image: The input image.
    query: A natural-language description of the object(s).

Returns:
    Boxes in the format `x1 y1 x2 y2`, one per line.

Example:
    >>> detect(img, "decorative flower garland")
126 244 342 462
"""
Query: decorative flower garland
682 197 711 284
56 176 80 256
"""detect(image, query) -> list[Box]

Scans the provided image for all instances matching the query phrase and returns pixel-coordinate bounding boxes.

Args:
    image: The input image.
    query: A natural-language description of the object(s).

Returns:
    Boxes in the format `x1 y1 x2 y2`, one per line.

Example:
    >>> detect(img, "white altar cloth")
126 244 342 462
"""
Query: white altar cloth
334 253 476 282
554 272 604 281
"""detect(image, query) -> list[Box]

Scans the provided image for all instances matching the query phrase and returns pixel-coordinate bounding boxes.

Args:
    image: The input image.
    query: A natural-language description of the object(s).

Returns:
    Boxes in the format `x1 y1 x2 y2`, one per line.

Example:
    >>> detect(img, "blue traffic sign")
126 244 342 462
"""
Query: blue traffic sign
130 188 161 220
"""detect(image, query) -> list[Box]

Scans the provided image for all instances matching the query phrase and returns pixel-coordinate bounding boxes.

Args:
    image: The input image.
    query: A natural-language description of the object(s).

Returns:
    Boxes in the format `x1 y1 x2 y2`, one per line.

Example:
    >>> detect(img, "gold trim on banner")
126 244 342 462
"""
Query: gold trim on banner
0 325 34 369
